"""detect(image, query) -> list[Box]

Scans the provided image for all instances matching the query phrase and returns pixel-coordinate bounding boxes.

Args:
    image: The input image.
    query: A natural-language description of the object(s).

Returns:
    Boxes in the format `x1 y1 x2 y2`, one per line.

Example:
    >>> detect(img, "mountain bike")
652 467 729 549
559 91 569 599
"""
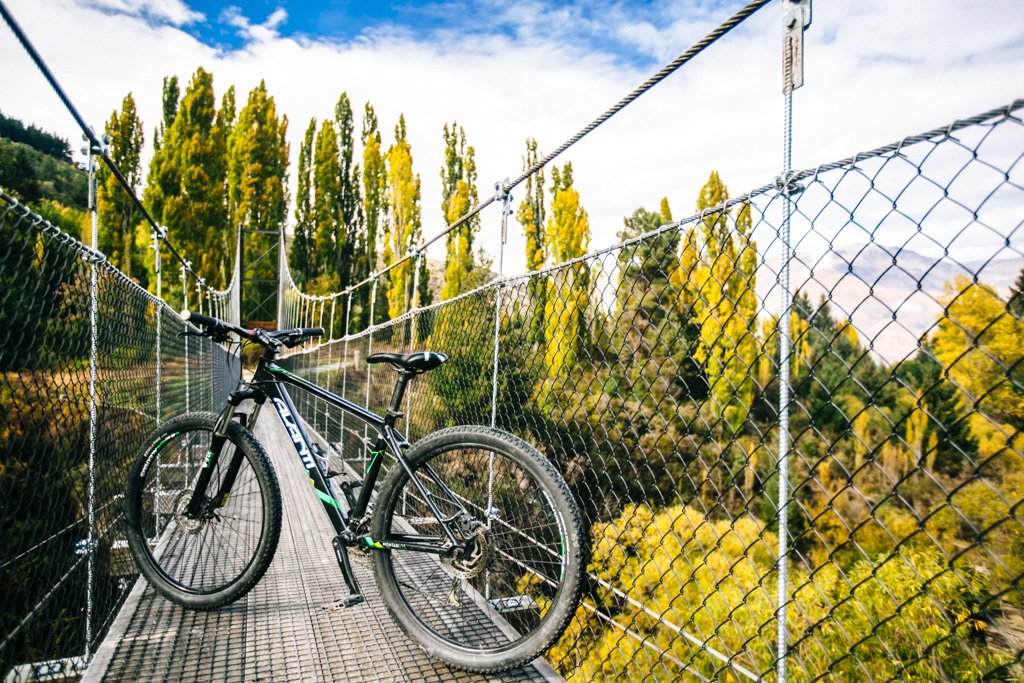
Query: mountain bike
124 310 586 674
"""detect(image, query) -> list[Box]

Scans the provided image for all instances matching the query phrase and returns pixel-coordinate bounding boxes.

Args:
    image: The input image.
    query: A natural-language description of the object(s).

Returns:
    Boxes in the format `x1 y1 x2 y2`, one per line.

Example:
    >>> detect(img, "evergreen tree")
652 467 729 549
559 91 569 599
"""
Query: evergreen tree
289 118 316 285
311 118 341 291
96 93 145 283
516 139 546 345
439 122 478 300
614 199 696 404
144 68 231 303
541 163 590 405
361 103 387 326
227 81 289 323
383 115 424 319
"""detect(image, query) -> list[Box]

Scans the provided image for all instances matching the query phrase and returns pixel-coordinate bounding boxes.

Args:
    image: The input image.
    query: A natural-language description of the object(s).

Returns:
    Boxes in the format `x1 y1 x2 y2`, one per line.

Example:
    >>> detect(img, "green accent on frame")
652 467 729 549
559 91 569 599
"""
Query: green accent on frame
315 489 340 509
268 365 301 381
362 536 384 549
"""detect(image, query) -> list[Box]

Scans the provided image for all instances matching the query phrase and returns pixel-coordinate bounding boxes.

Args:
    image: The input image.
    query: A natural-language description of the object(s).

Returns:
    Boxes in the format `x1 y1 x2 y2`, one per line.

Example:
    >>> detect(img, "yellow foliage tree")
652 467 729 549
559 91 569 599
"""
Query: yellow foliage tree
540 163 589 407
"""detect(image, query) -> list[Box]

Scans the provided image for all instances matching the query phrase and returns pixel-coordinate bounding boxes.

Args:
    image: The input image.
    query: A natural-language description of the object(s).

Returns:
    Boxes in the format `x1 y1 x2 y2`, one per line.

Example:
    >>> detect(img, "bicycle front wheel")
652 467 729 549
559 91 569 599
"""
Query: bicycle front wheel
371 425 585 673
124 412 282 610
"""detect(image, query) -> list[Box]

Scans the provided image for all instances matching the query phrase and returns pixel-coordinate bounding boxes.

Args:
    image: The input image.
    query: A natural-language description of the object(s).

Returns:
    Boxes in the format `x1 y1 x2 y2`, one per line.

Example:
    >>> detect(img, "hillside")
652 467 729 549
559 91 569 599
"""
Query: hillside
760 242 1023 363
0 136 87 211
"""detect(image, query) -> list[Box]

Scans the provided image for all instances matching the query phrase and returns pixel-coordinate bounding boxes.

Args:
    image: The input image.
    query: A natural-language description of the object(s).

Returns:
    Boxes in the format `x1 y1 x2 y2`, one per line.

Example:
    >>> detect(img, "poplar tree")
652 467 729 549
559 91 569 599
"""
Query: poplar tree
144 67 231 301
516 138 545 345
290 118 316 285
439 122 478 300
383 115 425 319
542 163 590 403
97 93 145 283
689 171 758 432
312 119 341 291
361 103 387 326
335 93 363 307
152 75 178 153
227 81 289 323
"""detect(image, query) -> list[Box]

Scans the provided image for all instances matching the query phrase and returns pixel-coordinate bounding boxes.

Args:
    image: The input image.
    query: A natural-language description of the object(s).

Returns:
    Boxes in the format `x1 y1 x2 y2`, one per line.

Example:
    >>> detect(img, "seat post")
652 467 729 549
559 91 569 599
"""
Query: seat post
385 371 414 423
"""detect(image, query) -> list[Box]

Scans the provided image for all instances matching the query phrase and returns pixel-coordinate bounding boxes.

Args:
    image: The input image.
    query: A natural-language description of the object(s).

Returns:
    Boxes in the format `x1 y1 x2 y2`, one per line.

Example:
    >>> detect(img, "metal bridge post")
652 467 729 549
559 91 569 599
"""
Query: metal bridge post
777 2 811 681
181 262 190 413
364 278 377 471
485 181 512 601
83 132 106 660
152 227 164 426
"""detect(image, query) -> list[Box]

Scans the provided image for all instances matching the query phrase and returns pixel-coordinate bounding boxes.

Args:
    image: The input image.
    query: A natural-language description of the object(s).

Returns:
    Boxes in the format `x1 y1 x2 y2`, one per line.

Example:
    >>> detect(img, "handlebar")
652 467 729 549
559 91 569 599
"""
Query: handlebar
180 310 324 349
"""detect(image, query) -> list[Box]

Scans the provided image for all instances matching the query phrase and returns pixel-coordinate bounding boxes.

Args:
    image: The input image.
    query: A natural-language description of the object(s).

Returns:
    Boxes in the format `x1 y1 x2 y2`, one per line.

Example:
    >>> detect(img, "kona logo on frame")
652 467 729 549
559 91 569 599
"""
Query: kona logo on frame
271 398 316 470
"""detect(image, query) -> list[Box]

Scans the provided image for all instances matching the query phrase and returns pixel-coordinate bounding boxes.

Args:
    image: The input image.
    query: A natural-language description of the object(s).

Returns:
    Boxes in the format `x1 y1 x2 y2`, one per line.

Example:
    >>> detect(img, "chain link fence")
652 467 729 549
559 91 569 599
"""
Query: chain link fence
279 101 1024 681
0 189 238 681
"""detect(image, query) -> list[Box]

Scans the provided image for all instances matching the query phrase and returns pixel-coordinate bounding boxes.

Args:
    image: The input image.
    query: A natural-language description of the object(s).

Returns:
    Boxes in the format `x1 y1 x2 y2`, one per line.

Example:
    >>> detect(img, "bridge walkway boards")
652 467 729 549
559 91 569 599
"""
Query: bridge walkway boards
83 411 555 682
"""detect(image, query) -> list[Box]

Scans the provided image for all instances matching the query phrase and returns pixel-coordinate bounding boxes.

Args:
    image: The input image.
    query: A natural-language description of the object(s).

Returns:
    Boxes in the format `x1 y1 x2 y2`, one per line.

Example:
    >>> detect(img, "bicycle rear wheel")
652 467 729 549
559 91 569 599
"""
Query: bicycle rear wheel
370 425 585 673
124 412 282 610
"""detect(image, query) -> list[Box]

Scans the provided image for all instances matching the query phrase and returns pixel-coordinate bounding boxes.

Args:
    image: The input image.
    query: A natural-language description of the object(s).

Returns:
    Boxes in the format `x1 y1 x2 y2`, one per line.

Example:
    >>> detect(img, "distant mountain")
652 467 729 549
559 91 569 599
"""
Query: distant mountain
757 243 1022 364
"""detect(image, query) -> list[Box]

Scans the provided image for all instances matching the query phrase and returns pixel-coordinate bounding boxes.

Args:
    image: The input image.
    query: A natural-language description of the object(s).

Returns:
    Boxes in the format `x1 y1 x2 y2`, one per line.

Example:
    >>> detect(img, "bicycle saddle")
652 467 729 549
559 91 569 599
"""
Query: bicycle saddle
367 351 448 373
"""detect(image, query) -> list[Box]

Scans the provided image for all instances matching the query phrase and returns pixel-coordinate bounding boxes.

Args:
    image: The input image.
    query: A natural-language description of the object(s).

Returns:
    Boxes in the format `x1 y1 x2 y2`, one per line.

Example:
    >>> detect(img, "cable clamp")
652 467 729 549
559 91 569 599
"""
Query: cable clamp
783 0 812 94
74 538 99 556
775 172 805 197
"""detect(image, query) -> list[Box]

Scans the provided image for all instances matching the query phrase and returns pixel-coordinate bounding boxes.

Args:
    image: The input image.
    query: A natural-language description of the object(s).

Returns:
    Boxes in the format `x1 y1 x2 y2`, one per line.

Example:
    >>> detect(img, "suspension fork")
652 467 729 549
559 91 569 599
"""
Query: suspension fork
186 388 264 514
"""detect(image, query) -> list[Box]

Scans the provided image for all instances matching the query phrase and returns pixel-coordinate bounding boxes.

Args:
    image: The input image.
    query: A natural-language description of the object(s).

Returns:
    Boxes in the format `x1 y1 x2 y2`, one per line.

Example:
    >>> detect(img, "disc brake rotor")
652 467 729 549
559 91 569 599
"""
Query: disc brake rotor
173 490 206 534
440 525 491 579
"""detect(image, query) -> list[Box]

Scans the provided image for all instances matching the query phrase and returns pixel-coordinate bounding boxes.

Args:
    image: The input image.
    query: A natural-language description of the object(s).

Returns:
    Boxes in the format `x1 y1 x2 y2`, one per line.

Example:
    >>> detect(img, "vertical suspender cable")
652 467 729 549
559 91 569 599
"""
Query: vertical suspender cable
777 2 810 680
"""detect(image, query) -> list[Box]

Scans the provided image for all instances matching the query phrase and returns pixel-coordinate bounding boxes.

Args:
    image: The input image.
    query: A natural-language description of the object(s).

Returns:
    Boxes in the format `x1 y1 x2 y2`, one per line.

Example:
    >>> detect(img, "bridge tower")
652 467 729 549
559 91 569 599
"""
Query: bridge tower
239 224 281 328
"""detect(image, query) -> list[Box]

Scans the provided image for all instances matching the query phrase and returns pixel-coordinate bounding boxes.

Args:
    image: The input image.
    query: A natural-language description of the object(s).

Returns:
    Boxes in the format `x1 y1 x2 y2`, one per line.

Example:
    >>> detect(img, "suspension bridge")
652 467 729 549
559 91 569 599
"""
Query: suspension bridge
3 0 1024 681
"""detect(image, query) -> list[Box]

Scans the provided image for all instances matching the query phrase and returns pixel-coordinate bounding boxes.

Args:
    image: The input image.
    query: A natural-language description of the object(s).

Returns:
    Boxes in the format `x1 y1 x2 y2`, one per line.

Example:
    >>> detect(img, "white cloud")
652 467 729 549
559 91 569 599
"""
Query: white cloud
221 6 287 43
78 0 203 26
1 0 1021 282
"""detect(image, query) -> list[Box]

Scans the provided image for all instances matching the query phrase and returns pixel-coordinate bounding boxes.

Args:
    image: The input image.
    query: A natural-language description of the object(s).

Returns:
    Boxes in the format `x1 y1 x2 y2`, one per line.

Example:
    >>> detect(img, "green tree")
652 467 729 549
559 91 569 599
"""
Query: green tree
227 81 289 323
144 68 231 304
152 75 178 153
361 103 387 326
97 93 145 283
311 118 342 291
335 92 363 312
540 163 590 406
289 118 316 285
439 122 479 300
383 115 423 320
517 139 546 346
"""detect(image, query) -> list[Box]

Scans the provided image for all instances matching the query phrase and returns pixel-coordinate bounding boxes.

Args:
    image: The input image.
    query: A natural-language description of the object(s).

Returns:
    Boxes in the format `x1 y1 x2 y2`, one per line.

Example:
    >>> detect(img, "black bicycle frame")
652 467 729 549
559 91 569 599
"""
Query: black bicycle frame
194 355 466 559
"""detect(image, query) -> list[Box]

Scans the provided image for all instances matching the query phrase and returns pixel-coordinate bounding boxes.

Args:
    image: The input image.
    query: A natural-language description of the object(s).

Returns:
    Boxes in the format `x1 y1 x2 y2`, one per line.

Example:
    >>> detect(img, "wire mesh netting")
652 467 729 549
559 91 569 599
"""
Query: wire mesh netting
0 189 239 681
278 101 1024 681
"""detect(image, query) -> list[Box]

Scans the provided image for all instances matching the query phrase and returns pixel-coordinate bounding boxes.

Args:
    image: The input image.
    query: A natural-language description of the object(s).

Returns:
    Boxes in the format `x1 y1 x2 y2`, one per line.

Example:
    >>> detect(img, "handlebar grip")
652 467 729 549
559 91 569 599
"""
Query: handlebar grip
300 327 325 338
180 310 221 330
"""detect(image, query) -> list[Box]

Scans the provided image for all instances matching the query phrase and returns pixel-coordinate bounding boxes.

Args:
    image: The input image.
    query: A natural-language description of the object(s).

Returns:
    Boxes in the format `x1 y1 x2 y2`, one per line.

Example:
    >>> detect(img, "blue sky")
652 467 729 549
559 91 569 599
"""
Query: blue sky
85 0 729 67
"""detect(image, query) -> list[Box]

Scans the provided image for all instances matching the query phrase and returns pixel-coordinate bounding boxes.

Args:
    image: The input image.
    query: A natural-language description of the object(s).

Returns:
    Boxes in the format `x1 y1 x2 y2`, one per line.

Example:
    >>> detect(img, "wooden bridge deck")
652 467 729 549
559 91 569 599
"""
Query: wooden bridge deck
83 412 557 682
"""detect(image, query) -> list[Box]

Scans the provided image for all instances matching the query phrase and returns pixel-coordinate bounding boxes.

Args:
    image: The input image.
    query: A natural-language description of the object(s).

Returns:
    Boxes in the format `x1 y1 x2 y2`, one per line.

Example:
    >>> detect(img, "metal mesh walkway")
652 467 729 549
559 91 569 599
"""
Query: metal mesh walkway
82 412 557 682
